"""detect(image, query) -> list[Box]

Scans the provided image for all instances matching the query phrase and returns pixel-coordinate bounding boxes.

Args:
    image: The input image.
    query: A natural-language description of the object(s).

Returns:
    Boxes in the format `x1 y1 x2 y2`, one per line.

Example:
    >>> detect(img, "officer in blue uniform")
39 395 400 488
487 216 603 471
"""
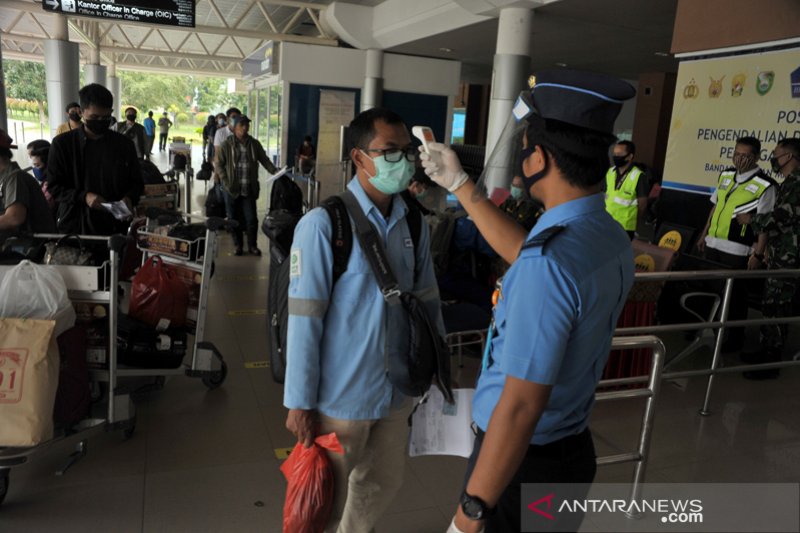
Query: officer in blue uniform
421 69 636 533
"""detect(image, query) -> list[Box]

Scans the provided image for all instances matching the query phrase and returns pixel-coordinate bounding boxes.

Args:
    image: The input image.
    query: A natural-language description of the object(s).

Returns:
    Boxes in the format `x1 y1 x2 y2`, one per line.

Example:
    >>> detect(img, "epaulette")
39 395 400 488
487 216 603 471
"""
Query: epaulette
520 225 565 253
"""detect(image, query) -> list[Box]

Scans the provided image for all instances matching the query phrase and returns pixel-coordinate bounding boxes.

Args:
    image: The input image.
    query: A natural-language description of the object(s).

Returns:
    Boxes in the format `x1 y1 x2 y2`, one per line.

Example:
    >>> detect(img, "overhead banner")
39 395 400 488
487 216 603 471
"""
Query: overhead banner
316 90 356 201
663 47 800 194
43 0 195 28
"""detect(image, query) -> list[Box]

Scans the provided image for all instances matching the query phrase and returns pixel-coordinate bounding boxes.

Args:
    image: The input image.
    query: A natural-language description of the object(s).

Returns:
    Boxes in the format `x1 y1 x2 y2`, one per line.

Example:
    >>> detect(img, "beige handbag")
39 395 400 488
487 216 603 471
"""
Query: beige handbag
0 319 59 447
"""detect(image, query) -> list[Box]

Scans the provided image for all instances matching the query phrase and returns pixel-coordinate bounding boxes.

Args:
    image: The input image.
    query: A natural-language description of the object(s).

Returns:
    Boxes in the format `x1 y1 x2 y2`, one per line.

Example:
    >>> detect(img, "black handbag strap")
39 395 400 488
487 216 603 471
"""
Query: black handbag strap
340 190 401 304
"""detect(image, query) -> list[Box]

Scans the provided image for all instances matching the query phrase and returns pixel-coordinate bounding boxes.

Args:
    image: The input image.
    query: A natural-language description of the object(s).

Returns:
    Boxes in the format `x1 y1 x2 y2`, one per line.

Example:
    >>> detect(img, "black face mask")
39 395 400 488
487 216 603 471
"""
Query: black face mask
770 154 791 174
126 113 137 122
85 118 110 135
612 155 629 168
517 146 548 191
69 112 81 122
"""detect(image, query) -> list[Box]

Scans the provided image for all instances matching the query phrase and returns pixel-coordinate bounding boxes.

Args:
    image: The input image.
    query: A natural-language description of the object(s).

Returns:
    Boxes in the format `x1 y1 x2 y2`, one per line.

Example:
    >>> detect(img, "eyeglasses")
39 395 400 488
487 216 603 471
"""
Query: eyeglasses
363 145 417 163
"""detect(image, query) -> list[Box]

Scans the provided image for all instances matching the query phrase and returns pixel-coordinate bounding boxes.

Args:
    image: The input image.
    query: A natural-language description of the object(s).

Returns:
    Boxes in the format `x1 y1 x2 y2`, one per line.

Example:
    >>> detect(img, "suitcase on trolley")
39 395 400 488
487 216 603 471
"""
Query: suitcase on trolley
117 314 187 369
54 325 91 428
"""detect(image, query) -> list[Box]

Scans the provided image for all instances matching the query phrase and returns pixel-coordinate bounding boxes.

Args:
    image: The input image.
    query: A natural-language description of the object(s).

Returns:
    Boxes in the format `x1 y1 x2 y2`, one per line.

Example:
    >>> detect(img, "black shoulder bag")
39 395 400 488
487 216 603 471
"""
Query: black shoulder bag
340 190 453 403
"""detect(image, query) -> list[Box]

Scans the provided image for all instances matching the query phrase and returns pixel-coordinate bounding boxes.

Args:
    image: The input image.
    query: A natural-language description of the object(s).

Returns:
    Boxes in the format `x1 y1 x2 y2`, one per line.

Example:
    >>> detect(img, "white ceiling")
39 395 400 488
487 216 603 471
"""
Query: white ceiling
388 0 679 81
0 0 678 80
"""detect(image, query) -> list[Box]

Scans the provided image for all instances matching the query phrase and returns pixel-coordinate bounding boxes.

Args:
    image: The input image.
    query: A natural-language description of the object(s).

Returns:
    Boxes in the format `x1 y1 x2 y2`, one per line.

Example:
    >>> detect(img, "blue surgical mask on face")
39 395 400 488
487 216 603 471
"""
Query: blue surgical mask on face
361 151 415 195
510 185 523 200
32 167 44 182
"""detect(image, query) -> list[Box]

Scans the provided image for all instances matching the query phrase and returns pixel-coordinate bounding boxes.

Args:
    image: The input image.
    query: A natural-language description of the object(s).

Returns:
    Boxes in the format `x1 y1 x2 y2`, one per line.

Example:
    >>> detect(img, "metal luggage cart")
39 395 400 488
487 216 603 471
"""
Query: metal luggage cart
0 234 136 507
167 137 194 212
445 329 488 368
137 181 180 215
124 208 229 390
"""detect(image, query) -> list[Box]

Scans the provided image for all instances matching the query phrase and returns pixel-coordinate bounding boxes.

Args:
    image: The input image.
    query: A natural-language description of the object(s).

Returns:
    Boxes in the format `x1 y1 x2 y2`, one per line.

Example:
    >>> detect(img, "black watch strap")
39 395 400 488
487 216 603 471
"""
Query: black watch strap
460 491 496 520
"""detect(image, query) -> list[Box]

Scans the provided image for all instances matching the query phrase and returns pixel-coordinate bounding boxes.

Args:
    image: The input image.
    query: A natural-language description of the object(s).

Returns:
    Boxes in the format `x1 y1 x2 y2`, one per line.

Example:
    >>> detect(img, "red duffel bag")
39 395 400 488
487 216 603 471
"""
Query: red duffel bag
129 256 189 329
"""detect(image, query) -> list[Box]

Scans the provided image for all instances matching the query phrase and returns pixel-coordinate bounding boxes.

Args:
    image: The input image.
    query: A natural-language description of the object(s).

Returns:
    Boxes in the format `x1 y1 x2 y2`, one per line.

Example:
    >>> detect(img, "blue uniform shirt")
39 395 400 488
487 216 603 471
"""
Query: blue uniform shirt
472 193 634 445
284 178 444 420
143 117 156 136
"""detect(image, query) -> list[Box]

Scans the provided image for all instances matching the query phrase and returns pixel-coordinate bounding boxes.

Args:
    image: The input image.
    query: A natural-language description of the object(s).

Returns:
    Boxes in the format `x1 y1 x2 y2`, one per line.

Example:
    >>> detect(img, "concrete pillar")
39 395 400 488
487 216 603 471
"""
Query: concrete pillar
361 48 384 112
85 41 107 87
0 30 8 133
485 7 532 161
44 16 80 137
107 59 121 118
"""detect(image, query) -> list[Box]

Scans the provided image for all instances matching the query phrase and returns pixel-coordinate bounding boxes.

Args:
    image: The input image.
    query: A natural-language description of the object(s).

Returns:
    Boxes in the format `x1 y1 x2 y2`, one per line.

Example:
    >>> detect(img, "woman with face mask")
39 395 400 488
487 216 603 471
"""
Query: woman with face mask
25 140 55 210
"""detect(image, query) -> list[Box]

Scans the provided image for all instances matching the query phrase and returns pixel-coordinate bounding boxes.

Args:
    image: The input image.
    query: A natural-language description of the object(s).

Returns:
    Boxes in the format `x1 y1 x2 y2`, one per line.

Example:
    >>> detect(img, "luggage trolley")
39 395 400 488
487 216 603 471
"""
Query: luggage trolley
130 208 229 390
0 234 136 507
167 137 194 212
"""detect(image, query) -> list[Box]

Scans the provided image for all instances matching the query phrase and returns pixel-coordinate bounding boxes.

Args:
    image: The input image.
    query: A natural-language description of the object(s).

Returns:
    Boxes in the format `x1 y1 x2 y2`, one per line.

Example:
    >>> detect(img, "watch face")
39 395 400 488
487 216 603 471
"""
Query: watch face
462 496 485 520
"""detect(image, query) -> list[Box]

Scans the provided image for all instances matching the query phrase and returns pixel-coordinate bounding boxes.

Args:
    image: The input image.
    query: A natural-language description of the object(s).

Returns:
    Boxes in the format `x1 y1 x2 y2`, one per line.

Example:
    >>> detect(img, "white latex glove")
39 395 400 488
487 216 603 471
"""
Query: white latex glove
419 142 470 193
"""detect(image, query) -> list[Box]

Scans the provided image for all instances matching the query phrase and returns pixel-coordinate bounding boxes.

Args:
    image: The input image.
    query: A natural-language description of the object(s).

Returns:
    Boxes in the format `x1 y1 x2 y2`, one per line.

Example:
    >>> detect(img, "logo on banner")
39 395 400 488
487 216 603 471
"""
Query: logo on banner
756 71 775 95
683 78 699 99
731 73 746 97
791 66 800 98
709 75 725 98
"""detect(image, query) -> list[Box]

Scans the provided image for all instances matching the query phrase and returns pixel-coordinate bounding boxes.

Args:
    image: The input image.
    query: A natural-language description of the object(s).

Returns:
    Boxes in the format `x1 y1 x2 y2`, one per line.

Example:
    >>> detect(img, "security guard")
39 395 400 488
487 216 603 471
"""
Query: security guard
604 140 648 239
696 136 776 350
421 69 636 533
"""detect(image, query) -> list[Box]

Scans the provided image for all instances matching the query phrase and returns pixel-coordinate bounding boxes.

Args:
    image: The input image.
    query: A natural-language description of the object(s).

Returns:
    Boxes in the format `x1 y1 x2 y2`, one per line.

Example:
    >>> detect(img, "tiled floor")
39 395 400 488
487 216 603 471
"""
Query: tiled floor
2 150 799 532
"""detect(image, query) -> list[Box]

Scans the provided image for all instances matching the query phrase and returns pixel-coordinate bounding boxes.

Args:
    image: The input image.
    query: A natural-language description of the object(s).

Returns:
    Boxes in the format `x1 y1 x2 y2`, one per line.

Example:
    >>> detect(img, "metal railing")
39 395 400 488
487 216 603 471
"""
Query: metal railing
445 329 488 368
617 267 800 415
595 335 666 512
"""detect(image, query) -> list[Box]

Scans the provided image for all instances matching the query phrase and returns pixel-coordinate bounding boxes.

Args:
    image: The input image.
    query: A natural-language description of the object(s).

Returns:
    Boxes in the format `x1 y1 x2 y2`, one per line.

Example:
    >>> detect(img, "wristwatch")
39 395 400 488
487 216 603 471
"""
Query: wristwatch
460 491 496 520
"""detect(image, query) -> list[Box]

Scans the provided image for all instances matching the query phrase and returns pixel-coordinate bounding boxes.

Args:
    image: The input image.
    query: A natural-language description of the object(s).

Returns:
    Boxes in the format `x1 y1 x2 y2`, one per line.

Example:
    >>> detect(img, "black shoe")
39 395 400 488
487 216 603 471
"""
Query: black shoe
234 247 243 256
249 247 262 256
743 368 780 380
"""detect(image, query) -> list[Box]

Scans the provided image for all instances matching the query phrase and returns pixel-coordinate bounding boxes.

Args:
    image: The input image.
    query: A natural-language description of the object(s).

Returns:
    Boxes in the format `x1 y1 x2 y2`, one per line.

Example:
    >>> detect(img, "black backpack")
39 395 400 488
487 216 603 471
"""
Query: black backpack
267 196 421 384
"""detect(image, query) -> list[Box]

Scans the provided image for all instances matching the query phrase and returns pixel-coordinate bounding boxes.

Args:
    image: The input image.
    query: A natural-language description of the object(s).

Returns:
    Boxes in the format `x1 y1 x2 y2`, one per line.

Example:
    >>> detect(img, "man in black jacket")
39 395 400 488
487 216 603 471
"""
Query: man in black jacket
47 84 143 235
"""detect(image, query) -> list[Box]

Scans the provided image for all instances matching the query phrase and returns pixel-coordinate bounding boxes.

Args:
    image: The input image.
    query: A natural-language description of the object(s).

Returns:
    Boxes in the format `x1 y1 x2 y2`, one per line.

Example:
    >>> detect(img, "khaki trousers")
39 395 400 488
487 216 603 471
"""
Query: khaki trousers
319 405 410 533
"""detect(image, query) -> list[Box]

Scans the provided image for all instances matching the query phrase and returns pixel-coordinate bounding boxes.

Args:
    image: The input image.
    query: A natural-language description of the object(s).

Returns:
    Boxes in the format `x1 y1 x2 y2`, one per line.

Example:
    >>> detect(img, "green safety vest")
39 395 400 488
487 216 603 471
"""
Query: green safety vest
605 166 643 231
708 169 774 246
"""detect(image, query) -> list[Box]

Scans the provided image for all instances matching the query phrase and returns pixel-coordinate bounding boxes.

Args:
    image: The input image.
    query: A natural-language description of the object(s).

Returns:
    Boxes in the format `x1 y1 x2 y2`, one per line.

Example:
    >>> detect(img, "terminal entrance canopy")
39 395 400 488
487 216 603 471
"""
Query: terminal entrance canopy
42 0 195 28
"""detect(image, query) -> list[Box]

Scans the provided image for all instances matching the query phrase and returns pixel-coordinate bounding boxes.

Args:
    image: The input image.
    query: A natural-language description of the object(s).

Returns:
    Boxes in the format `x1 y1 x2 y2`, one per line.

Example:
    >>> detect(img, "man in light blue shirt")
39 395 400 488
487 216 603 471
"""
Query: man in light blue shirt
284 107 443 533
422 69 636 533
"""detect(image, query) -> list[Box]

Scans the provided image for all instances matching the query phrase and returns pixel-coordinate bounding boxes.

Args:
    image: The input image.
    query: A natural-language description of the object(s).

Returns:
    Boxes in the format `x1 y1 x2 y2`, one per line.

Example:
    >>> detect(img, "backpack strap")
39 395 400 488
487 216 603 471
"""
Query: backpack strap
320 196 353 286
340 190 402 303
405 206 422 282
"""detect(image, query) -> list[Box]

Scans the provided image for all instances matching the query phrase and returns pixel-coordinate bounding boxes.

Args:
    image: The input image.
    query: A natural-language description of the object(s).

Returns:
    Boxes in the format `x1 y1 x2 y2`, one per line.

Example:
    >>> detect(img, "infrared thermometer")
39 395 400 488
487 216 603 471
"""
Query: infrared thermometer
412 126 436 153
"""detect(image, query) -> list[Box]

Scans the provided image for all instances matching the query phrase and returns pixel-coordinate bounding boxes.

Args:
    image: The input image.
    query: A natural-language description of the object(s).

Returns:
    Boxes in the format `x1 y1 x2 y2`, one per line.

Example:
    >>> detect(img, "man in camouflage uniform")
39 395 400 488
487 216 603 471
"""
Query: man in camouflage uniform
500 175 543 232
737 138 800 379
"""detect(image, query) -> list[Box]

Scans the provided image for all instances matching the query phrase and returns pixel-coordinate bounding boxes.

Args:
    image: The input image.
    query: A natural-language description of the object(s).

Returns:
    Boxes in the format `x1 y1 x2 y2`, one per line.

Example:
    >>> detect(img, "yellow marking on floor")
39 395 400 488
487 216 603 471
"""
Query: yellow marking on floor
244 360 270 369
217 275 268 281
227 309 267 316
274 447 294 460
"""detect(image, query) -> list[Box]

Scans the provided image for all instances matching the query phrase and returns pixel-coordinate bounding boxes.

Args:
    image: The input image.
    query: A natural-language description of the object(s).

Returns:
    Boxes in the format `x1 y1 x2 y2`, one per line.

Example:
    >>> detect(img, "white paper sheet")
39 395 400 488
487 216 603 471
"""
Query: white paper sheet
409 388 476 458
100 200 133 221
265 166 290 184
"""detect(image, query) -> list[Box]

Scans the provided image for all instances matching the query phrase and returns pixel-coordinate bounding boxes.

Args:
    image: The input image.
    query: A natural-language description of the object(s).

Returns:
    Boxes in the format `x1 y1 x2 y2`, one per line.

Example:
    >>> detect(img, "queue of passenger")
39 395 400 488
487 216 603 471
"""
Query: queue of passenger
0 69 797 533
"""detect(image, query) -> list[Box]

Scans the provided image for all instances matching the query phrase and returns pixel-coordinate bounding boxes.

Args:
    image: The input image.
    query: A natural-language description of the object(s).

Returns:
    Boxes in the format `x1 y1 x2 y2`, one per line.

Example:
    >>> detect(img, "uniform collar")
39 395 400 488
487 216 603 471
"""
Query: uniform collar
735 167 760 182
527 193 604 241
347 176 408 225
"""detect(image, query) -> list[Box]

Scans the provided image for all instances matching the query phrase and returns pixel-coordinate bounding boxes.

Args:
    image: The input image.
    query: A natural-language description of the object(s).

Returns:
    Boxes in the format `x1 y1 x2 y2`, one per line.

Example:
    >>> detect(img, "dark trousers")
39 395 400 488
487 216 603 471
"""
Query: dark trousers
463 428 597 533
704 247 749 344
159 133 168 151
231 194 258 249
144 135 155 159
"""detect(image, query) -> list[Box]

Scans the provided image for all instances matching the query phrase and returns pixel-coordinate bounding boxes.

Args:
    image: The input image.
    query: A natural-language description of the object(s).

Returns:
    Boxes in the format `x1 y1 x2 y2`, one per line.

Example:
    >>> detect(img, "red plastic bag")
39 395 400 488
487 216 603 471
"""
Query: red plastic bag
281 433 344 533
129 256 190 328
